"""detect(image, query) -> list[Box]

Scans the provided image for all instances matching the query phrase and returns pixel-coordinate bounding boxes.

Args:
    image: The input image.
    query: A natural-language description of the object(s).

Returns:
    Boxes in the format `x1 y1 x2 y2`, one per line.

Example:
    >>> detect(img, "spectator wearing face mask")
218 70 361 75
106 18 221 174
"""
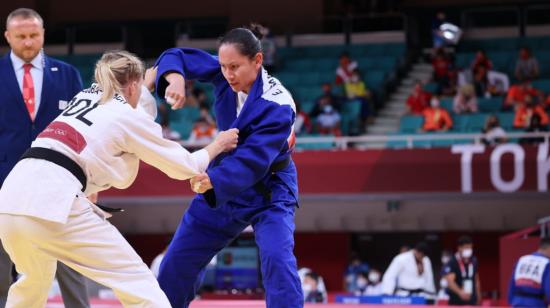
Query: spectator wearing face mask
365 269 383 296
354 272 369 296
482 115 507 146
311 83 342 118
302 271 327 303
344 69 372 125
422 97 453 132
443 236 481 306
316 103 342 136
344 254 370 293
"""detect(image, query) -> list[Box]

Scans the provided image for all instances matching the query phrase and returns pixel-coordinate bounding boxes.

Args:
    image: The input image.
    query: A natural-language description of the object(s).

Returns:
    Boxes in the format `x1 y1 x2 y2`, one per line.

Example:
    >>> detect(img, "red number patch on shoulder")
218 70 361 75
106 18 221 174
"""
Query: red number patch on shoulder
38 121 87 153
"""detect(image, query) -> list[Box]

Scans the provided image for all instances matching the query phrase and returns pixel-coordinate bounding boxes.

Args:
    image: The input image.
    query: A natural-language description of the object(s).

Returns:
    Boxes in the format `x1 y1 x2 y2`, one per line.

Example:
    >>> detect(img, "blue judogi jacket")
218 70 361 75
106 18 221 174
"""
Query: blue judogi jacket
508 252 550 307
155 48 298 208
0 53 82 186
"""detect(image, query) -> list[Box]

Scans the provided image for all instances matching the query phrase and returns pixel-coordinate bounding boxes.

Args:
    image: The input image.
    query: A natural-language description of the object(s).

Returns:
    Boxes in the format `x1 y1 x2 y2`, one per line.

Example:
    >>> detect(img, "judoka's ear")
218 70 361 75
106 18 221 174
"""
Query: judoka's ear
254 52 263 70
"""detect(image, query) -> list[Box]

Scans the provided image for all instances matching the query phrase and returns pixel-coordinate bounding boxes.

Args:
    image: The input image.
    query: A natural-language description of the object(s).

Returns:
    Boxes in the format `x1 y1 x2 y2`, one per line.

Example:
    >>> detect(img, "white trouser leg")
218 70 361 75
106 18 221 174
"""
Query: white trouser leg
0 196 171 308
0 217 57 308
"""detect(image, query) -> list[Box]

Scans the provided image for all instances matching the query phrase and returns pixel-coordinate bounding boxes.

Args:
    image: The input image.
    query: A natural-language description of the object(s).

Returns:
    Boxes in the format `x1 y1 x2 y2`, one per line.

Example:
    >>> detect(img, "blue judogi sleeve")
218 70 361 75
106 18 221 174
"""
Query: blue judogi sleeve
207 103 294 207
154 48 225 98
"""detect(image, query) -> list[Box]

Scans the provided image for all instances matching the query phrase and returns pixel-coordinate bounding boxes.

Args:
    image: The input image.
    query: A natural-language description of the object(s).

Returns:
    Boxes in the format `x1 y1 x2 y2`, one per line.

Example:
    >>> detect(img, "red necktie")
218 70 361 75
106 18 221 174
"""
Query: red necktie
22 63 35 120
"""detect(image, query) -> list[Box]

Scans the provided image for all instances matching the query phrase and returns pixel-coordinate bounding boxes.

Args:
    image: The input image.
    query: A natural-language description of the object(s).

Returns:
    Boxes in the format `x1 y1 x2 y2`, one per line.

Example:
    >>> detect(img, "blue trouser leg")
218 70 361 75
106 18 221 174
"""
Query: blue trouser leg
158 200 245 308
252 202 304 308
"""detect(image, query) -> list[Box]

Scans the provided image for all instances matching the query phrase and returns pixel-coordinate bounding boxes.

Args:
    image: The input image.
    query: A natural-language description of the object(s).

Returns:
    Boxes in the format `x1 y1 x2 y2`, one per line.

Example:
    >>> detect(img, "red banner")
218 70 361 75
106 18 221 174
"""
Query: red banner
102 143 550 197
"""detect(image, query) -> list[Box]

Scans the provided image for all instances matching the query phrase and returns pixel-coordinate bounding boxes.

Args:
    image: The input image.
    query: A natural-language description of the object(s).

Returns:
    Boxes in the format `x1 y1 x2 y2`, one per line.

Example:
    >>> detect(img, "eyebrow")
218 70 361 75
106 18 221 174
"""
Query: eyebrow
219 61 239 66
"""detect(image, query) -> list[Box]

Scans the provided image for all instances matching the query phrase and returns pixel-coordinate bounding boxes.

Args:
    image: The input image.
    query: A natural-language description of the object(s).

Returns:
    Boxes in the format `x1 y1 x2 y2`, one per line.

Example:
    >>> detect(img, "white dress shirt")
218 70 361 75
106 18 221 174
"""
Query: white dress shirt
10 51 44 116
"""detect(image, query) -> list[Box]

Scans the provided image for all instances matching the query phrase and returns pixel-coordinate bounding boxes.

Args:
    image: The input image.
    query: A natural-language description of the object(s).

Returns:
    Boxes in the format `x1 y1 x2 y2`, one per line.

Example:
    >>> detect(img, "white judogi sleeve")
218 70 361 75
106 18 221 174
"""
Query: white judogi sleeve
119 110 210 180
382 253 403 295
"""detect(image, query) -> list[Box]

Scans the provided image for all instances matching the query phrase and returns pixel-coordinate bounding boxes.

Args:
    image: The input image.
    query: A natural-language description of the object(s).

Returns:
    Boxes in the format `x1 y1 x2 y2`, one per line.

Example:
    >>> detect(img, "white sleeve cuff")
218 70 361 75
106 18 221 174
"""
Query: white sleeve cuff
191 149 210 173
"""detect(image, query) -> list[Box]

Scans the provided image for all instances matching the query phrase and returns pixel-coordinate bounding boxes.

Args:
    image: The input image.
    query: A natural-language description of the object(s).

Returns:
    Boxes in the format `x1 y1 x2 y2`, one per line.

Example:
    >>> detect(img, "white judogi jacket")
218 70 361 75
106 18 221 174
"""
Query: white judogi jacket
381 250 436 299
0 84 209 223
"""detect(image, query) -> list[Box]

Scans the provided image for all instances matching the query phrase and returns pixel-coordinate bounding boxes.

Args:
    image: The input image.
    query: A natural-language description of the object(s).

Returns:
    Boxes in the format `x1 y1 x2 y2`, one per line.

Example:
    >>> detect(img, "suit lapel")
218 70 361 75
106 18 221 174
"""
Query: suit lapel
0 54 29 120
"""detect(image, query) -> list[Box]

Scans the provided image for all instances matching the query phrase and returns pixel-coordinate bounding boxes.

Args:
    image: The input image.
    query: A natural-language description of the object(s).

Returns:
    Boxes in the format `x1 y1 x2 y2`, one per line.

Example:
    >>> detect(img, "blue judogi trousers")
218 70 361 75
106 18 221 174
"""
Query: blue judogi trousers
158 196 304 308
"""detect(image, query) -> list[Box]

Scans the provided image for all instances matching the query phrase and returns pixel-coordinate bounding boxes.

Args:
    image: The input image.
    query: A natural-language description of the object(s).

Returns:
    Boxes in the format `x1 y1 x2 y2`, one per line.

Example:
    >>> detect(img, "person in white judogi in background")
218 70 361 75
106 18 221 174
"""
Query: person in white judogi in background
381 242 436 302
0 50 238 308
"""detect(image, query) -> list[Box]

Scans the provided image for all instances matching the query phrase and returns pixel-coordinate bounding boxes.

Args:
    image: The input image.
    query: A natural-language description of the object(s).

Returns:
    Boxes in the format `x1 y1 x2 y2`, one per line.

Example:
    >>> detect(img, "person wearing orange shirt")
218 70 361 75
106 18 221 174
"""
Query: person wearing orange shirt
422 97 453 131
504 80 543 110
188 117 218 144
513 101 549 128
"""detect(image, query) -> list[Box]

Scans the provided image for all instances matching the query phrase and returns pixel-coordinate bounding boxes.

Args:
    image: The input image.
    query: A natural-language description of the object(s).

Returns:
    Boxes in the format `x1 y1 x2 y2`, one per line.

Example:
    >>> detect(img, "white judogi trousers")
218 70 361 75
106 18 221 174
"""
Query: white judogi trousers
0 195 171 308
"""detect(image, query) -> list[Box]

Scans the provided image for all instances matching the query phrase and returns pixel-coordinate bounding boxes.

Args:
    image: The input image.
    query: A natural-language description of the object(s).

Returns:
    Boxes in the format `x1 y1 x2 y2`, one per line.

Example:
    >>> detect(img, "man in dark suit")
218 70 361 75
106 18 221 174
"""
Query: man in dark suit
0 8 89 308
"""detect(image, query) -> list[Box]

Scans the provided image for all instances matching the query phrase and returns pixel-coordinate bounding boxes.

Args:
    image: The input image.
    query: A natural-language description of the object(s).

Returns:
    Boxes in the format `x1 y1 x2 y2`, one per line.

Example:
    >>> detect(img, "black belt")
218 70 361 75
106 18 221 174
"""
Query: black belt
514 290 545 300
20 147 87 191
20 147 123 213
253 157 291 200
396 287 435 296
203 157 291 207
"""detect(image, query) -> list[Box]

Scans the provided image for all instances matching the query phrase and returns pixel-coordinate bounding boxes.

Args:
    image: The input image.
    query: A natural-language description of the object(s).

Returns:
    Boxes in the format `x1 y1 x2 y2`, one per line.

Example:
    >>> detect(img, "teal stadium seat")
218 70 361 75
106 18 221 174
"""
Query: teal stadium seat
423 82 438 94
300 101 316 114
496 112 515 130
451 114 469 132
466 113 488 132
293 86 323 102
532 79 550 93
295 134 335 150
478 97 503 113
170 120 193 139
440 98 454 113
399 115 424 133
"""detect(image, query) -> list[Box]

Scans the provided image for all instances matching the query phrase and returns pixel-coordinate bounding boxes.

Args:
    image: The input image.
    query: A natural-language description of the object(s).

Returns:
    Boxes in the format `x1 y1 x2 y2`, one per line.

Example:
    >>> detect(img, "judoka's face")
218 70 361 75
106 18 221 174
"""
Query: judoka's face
5 16 44 63
219 44 262 94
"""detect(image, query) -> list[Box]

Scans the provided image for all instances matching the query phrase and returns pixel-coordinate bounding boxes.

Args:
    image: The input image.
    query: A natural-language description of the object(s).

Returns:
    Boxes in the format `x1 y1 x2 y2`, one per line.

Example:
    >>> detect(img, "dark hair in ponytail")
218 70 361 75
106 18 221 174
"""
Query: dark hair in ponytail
219 23 266 59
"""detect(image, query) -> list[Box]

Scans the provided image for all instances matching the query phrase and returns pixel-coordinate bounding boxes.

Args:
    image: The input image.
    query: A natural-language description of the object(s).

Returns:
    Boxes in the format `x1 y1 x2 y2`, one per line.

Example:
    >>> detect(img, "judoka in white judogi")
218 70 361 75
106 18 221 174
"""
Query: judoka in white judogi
0 50 237 308
381 248 436 300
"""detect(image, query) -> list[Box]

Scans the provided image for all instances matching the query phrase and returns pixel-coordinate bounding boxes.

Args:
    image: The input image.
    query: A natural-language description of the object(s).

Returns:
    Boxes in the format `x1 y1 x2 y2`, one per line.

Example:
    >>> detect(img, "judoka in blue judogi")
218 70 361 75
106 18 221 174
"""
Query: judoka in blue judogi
153 26 304 308
508 237 550 307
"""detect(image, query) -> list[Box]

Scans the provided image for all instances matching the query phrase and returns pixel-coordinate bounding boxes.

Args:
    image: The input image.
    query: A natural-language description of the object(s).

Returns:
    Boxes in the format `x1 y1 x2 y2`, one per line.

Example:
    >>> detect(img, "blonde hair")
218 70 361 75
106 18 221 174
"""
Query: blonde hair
94 50 144 103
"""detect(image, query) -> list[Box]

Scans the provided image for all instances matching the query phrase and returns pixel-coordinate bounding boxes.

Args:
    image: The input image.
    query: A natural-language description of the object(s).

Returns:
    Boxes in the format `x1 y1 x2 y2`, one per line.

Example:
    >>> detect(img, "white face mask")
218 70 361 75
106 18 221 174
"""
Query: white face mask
430 98 440 108
368 273 380 283
302 283 313 293
323 105 333 113
357 277 368 288
461 248 473 259
442 256 451 264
